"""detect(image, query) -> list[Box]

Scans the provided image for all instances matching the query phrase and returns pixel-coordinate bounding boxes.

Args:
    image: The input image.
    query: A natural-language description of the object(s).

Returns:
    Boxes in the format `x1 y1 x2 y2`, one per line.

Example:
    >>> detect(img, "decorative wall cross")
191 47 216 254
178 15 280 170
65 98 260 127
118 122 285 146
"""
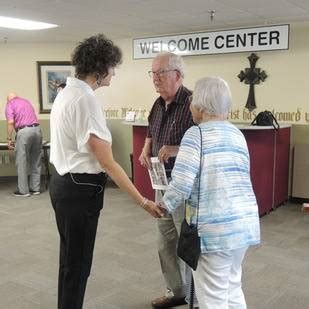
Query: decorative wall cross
238 53 267 111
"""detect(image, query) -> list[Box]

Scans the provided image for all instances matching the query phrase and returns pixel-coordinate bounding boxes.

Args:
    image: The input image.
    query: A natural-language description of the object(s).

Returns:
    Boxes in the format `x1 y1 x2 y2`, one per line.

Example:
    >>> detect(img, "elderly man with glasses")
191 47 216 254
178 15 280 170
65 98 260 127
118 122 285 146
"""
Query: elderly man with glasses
139 52 195 308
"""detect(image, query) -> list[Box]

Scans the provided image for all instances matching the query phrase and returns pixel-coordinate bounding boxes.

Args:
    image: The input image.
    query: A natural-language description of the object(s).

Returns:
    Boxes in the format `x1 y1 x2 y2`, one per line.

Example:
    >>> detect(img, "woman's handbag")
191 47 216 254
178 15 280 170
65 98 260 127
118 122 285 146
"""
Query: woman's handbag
251 110 279 130
177 216 201 271
177 126 202 271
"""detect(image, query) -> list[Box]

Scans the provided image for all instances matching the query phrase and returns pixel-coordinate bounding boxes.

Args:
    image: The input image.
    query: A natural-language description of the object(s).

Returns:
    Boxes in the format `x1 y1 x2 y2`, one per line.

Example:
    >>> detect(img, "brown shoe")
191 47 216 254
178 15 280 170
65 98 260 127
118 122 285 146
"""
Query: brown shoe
151 295 186 308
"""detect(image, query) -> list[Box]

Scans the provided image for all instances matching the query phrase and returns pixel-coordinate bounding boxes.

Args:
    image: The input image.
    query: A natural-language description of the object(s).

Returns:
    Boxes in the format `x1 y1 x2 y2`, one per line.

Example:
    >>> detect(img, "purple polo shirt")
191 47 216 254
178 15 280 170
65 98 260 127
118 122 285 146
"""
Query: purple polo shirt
5 96 38 129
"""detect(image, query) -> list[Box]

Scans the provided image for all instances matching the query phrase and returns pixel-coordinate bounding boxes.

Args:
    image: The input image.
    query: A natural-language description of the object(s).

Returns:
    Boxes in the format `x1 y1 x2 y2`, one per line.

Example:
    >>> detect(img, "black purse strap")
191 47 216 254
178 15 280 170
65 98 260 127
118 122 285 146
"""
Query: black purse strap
270 112 280 130
250 114 258 125
184 125 203 226
196 126 202 226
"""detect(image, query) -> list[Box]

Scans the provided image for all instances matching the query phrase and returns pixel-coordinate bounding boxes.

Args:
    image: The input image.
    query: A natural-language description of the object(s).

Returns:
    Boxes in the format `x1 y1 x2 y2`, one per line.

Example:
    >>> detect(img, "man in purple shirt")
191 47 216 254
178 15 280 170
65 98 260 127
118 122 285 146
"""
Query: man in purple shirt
5 93 42 197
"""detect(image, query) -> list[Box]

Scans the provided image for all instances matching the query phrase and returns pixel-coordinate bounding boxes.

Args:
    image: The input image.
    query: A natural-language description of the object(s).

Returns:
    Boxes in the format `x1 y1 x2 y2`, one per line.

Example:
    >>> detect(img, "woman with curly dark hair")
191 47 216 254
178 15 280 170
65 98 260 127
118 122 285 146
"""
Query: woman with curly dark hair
49 34 163 309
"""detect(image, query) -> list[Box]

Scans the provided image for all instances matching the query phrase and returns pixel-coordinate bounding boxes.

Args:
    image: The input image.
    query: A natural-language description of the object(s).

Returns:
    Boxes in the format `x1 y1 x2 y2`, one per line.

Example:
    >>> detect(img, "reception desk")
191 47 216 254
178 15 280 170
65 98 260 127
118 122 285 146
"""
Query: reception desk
238 125 290 216
124 122 291 216
123 122 155 200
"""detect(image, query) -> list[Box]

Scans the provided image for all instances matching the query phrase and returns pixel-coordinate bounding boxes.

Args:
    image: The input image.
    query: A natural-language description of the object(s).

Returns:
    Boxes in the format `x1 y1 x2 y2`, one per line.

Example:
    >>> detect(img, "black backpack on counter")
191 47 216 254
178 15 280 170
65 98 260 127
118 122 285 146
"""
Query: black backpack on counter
251 110 279 130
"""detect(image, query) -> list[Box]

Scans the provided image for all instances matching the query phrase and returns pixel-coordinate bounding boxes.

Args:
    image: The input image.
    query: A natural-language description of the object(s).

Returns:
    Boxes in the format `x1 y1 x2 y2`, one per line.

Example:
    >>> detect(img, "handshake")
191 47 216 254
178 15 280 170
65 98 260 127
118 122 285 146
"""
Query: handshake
140 198 168 218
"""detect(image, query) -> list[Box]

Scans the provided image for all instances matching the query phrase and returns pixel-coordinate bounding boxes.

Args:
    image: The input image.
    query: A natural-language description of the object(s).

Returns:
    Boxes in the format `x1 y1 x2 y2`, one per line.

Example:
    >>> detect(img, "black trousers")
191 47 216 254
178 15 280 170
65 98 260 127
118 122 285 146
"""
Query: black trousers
49 170 107 309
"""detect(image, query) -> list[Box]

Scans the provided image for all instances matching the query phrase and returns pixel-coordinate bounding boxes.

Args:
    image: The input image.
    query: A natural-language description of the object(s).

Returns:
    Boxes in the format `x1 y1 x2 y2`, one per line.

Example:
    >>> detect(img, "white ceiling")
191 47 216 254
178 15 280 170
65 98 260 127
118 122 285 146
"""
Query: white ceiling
1 0 309 43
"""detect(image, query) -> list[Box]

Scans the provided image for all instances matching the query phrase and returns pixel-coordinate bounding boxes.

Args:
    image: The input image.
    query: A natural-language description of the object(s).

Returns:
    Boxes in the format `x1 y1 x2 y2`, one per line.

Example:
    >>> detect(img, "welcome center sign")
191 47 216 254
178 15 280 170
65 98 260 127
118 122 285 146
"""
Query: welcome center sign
133 24 289 59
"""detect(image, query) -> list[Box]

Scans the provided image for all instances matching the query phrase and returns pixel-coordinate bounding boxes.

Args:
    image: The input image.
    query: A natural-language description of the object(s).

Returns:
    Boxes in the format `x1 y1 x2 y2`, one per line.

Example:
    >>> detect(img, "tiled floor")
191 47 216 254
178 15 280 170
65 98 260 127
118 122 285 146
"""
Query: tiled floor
0 179 309 308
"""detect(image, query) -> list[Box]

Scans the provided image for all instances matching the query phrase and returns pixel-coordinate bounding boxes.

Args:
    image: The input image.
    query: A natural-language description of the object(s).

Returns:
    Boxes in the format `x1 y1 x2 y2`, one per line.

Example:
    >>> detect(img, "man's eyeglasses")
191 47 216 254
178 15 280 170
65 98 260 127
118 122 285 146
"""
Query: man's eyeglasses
148 69 177 78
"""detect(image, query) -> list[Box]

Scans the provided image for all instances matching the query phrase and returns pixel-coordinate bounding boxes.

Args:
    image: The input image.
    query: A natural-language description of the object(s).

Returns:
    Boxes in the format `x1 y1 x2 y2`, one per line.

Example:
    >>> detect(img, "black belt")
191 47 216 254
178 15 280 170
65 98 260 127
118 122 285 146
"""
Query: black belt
62 172 107 183
16 123 39 132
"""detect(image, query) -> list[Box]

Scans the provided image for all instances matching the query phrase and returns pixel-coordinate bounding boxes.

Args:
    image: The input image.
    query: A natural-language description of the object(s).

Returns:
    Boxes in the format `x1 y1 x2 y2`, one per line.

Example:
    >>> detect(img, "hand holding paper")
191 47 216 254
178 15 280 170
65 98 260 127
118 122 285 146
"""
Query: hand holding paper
158 145 179 163
148 157 168 190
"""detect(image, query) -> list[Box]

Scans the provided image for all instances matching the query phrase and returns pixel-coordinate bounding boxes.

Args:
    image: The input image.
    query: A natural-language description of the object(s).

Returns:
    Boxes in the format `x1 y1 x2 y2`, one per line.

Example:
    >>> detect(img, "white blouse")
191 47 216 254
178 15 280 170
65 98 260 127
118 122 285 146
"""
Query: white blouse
50 77 112 175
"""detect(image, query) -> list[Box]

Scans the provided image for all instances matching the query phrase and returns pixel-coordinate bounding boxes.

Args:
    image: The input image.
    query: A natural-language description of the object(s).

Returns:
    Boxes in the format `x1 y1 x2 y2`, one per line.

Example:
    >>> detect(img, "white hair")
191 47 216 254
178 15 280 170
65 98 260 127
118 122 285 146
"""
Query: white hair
155 52 185 78
191 77 232 116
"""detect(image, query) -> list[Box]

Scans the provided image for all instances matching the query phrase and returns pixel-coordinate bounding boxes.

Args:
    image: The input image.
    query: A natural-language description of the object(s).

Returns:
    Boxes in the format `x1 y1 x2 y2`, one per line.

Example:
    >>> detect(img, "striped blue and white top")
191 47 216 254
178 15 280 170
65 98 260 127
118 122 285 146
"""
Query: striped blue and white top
162 121 260 253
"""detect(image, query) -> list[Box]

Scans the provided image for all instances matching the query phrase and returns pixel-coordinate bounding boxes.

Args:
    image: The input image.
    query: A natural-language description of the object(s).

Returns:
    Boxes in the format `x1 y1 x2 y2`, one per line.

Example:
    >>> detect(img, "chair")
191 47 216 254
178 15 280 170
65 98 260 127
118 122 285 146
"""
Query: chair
42 142 50 190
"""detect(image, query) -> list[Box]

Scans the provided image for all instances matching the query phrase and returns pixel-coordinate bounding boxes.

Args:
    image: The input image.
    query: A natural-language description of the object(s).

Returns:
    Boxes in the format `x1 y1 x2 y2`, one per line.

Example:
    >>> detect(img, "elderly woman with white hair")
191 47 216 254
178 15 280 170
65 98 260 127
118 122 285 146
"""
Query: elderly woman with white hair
160 77 260 308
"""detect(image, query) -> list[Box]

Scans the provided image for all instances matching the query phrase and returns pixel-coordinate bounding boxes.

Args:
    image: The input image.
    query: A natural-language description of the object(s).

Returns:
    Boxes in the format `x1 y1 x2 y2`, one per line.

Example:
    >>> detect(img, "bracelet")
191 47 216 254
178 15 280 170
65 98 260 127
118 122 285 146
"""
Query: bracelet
7 137 12 141
140 197 148 209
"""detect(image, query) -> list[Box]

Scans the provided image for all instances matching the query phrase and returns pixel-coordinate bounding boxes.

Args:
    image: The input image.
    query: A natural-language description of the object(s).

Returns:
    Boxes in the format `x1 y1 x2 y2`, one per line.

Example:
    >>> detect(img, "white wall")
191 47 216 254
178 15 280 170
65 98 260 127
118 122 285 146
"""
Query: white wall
0 42 74 119
100 22 309 124
0 22 309 124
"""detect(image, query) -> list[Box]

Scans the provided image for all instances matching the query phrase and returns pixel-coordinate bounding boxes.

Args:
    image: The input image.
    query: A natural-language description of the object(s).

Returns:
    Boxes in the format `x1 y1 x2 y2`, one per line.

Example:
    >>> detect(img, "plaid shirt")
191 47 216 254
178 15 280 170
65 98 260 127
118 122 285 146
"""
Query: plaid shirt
147 85 194 172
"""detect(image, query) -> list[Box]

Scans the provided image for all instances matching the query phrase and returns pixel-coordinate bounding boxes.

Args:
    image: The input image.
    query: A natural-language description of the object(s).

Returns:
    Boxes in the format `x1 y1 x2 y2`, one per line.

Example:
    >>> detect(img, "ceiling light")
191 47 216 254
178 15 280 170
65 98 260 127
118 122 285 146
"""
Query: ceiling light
0 16 58 30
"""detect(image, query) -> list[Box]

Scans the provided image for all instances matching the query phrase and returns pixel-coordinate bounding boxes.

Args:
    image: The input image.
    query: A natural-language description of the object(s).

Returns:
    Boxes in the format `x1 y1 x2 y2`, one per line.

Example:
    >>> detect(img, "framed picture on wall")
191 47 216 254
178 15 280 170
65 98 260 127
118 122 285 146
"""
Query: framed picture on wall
37 61 75 113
